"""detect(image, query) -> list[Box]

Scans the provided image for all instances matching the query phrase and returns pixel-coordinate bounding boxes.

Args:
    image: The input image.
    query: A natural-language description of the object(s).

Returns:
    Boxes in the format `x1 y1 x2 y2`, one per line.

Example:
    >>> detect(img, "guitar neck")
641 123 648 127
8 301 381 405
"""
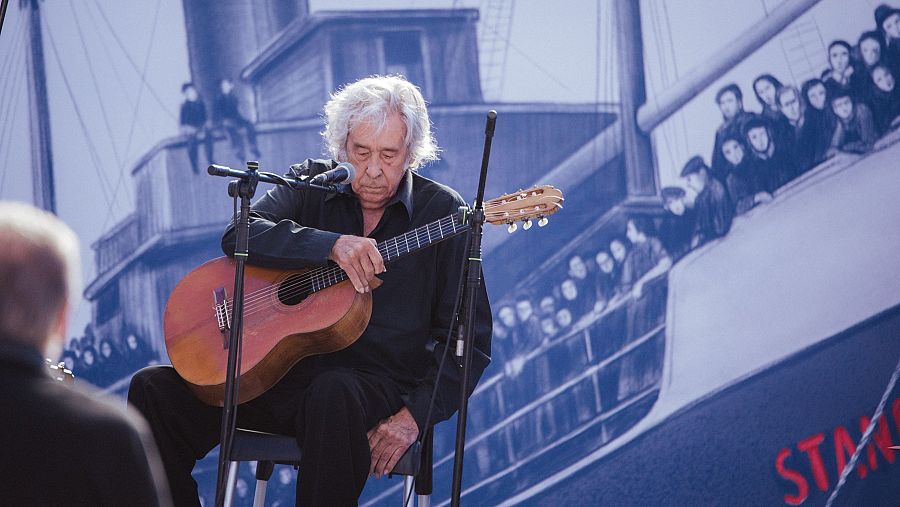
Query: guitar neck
309 212 469 292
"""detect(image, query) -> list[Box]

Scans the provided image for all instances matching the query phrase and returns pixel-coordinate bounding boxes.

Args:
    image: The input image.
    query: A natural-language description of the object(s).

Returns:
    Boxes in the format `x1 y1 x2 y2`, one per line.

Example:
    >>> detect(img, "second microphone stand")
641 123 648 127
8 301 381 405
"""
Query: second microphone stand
450 110 497 506
208 161 349 507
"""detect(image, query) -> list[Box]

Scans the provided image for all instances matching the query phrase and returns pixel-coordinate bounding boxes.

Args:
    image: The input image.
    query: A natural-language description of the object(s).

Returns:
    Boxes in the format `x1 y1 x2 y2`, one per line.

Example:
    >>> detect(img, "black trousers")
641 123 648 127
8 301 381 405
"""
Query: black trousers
127 359 404 506
185 127 214 175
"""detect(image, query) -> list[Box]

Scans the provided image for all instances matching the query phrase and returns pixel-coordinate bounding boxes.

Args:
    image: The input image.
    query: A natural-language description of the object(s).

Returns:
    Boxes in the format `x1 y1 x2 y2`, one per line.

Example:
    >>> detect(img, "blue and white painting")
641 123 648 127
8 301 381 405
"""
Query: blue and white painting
2 0 900 505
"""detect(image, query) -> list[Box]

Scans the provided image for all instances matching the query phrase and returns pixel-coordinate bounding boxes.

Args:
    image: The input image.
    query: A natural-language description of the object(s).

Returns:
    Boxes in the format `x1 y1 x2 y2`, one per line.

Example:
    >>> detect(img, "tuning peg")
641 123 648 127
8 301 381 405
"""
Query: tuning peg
523 219 533 230
507 222 518 233
538 216 549 227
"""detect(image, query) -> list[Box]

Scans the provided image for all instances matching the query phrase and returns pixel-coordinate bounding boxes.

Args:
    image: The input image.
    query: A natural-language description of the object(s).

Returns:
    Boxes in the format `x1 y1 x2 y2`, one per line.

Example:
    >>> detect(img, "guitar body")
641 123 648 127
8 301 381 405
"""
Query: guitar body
164 257 377 406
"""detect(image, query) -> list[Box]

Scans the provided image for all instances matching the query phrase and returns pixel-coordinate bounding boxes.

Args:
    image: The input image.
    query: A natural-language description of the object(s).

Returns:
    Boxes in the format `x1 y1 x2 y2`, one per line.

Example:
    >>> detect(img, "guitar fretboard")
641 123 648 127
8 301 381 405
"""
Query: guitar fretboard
307 212 468 293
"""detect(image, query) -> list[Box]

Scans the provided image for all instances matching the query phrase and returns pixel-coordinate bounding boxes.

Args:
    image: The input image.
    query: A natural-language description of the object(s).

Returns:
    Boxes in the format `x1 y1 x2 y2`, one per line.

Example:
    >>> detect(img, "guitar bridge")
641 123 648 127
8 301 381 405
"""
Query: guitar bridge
213 288 231 348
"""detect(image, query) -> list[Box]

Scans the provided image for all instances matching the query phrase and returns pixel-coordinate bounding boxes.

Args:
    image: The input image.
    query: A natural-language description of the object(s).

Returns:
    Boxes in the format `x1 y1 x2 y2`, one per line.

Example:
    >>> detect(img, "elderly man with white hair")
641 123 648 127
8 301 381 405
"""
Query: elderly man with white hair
0 202 170 506
128 75 493 506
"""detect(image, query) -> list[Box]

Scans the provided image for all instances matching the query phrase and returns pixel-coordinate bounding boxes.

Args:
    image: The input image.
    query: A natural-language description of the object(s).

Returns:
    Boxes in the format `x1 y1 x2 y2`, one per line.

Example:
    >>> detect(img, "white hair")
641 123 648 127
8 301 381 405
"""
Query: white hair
0 201 80 352
322 75 439 170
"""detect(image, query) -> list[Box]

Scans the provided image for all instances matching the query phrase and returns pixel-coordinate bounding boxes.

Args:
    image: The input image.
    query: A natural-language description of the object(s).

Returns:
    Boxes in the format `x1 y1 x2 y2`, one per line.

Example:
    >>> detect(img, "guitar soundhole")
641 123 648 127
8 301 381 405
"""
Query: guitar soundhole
277 274 311 306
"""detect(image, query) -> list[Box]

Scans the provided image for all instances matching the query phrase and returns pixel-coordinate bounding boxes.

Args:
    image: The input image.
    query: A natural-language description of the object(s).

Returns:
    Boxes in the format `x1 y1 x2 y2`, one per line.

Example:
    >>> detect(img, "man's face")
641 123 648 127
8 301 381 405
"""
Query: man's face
665 197 686 216
220 80 233 94
127 334 138 349
184 86 198 101
829 45 850 73
874 66 896 92
685 172 706 194
885 14 900 39
718 91 740 119
515 300 533 321
807 83 828 110
779 89 802 122
610 240 627 262
278 468 292 485
747 126 770 153
755 79 777 107
236 479 248 497
346 113 410 211
625 220 641 243
832 96 854 120
555 309 573 328
596 251 615 274
568 255 587 280
498 306 516 328
722 139 745 166
539 296 555 315
561 279 578 301
540 318 556 335
860 38 882 67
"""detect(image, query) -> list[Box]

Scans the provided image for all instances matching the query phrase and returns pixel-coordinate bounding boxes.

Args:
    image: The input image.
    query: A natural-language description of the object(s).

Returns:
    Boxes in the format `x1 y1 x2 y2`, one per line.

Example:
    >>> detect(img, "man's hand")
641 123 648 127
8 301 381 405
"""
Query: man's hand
367 407 419 478
632 281 644 299
329 235 385 293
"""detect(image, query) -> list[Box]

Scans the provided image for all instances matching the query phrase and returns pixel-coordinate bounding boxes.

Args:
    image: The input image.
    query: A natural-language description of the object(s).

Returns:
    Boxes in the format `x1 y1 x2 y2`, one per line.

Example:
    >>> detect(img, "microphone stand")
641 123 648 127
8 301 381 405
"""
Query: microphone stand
450 110 497 506
207 161 349 507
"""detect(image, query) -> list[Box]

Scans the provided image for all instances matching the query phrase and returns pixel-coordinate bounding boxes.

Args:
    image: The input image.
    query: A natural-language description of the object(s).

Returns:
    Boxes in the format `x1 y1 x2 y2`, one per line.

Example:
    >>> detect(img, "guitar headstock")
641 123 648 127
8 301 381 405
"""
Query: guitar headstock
484 185 564 232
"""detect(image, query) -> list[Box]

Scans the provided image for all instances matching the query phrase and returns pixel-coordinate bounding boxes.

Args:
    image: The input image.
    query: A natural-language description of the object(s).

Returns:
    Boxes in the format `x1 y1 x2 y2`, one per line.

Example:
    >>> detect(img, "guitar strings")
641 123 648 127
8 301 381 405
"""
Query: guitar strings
226 200 551 316
223 202 548 316
223 218 454 316
224 215 464 316
219 199 552 318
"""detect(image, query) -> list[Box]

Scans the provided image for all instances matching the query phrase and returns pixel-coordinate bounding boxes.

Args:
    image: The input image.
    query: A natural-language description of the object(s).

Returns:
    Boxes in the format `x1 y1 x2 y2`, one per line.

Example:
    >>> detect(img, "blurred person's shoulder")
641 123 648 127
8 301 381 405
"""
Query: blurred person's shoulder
1 370 170 506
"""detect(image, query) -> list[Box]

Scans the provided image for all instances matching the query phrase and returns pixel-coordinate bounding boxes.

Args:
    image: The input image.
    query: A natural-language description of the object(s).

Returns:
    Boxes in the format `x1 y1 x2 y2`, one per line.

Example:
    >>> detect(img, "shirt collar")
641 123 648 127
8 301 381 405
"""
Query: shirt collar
325 168 415 221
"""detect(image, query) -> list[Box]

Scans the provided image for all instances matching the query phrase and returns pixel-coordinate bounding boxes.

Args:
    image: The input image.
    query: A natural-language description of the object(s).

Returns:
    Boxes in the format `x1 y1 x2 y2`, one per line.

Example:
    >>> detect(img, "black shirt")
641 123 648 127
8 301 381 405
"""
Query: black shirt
213 92 243 123
0 340 171 506
693 177 734 246
221 159 492 431
179 99 207 128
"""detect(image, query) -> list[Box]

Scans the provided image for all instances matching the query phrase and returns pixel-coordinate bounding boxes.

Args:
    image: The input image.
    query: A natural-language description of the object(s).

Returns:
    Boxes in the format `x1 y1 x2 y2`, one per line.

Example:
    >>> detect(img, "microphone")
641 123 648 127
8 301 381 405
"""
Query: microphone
309 162 356 185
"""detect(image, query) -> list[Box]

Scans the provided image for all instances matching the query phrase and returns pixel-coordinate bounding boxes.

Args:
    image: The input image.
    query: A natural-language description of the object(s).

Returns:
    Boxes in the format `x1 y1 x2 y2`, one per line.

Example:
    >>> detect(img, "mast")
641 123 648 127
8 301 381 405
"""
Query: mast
614 0 656 197
22 0 56 213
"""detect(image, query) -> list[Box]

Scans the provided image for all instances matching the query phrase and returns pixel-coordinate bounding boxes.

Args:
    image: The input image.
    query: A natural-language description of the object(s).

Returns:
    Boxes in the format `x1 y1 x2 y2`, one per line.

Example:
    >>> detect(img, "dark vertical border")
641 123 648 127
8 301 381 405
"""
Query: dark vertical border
0 0 10 36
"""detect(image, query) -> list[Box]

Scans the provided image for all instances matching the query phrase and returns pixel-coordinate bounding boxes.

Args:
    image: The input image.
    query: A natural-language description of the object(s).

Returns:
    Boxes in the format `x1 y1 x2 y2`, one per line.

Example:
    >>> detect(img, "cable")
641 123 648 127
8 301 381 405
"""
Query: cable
404 225 472 507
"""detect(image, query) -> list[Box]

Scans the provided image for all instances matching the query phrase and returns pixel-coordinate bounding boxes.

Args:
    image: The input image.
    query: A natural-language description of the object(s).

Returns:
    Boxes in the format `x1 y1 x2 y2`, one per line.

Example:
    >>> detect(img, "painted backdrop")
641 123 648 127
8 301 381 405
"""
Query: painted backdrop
1 0 899 505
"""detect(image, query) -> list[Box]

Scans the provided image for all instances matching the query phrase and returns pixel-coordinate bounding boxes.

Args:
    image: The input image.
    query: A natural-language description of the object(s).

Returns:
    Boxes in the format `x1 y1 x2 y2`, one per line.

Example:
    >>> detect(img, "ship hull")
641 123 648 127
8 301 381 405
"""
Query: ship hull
524 304 900 506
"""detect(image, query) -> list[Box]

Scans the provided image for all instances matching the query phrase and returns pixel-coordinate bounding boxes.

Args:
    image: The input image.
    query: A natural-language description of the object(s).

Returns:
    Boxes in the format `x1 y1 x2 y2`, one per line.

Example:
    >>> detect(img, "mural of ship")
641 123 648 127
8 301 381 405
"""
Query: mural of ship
43 0 900 504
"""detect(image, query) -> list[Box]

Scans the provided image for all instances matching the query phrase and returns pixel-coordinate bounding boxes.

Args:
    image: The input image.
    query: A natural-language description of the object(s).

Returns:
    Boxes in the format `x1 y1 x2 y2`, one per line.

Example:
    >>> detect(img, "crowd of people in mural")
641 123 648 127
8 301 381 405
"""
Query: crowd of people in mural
659 4 900 260
479 3 900 454
58 328 154 387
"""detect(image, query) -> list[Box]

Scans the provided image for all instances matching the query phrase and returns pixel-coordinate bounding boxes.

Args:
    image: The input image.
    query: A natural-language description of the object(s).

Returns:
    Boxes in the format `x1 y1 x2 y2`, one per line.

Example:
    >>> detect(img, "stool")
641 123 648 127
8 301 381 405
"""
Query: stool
224 427 434 506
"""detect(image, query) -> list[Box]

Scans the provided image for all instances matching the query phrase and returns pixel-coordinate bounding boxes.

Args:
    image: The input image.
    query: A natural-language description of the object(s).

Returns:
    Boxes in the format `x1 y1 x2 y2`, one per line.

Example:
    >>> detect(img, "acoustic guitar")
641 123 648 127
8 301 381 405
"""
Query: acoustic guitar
164 185 563 406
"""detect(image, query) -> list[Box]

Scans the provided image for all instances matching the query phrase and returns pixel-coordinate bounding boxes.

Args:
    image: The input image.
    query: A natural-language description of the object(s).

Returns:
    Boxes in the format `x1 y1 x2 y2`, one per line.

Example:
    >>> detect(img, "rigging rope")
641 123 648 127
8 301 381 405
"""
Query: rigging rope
69 2 123 168
91 0 176 122
0 17 27 197
0 16 25 160
101 0 162 233
83 0 158 141
42 9 117 211
825 354 900 507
